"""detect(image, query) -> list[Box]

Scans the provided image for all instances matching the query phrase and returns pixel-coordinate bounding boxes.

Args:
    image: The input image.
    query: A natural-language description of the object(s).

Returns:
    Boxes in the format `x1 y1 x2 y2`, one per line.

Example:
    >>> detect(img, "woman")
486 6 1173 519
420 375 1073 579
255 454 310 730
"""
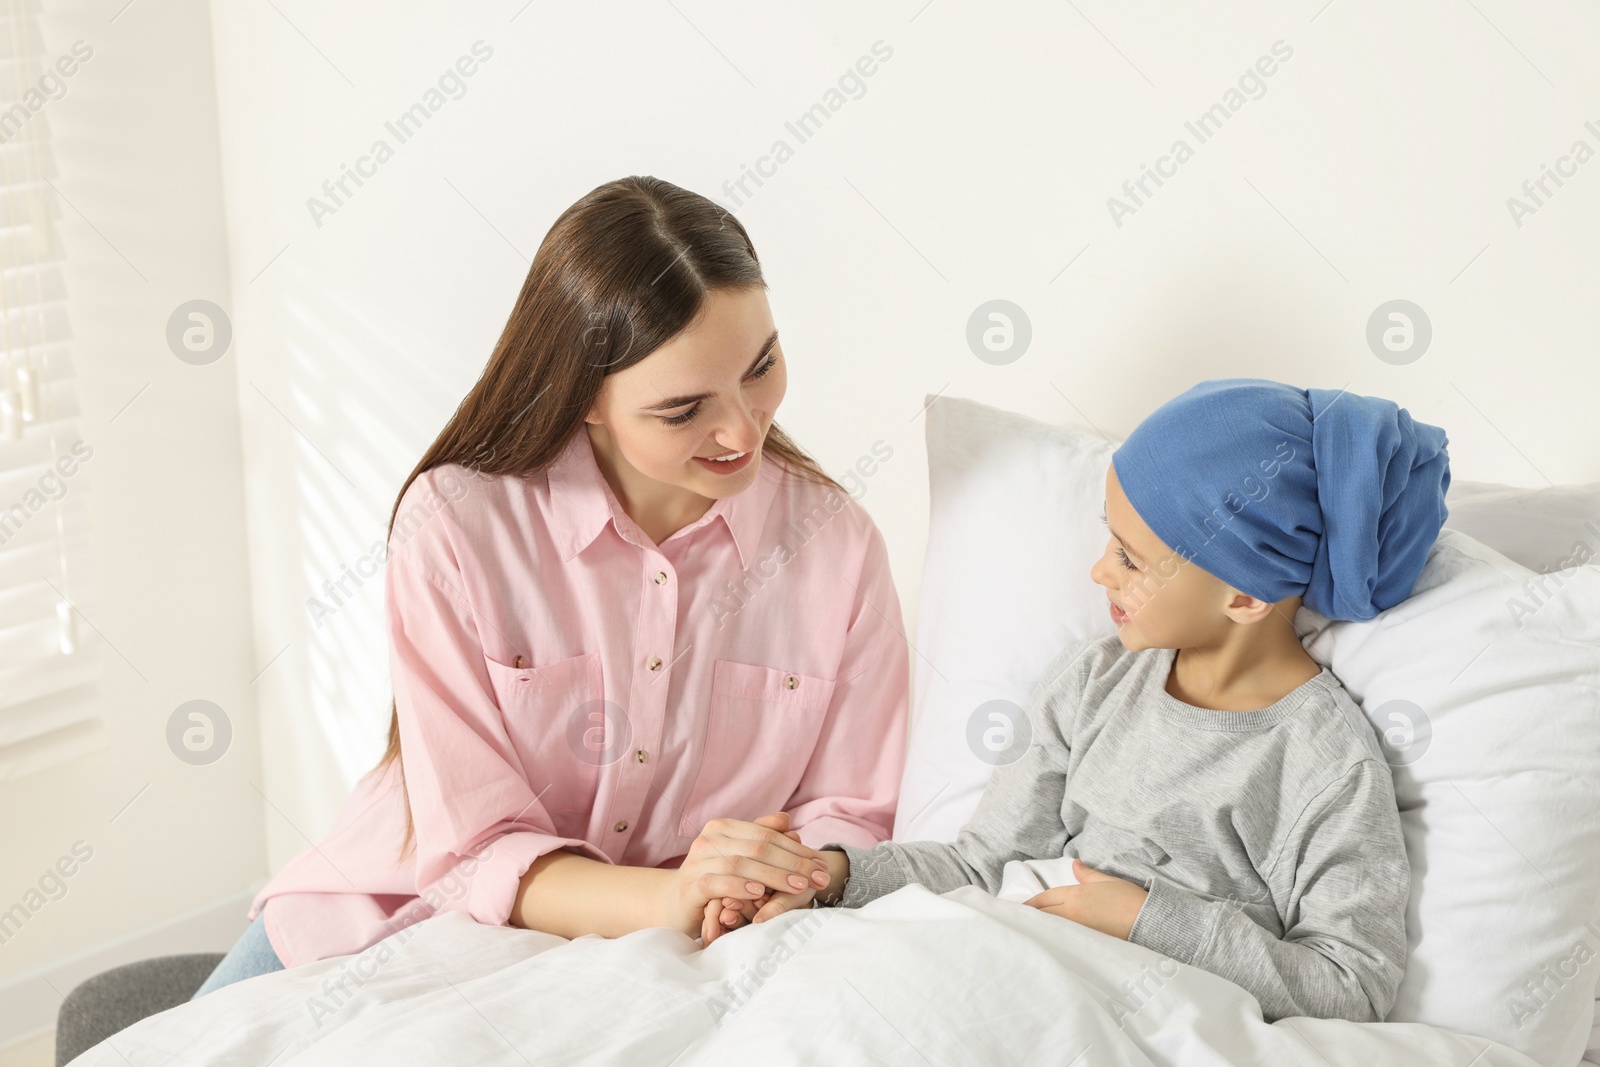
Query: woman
192 175 909 997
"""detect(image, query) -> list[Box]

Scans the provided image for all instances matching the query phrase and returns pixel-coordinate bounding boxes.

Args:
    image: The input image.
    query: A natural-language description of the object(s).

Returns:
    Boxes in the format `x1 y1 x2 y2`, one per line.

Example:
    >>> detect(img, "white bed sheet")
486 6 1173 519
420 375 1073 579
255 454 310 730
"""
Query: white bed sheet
72 887 1541 1067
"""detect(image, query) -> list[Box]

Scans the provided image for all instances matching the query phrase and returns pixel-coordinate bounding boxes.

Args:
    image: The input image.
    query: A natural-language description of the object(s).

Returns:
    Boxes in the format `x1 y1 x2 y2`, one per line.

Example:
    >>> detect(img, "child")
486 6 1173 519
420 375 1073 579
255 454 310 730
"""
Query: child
745 378 1449 1025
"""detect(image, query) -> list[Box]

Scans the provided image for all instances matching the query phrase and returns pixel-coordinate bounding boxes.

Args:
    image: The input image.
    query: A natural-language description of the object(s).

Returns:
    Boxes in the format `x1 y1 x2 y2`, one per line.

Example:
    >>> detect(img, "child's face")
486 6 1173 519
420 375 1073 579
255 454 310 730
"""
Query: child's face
1092 463 1237 651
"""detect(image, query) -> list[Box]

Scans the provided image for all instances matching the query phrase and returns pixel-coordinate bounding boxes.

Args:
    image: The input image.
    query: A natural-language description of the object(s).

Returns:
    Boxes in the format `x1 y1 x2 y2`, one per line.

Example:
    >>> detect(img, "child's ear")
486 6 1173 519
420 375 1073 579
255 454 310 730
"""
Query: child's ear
1223 590 1277 626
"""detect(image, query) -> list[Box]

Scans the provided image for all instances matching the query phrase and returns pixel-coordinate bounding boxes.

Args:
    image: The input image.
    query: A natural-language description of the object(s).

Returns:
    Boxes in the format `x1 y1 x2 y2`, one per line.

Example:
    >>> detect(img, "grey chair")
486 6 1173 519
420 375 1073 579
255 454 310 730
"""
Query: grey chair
54 953 223 1066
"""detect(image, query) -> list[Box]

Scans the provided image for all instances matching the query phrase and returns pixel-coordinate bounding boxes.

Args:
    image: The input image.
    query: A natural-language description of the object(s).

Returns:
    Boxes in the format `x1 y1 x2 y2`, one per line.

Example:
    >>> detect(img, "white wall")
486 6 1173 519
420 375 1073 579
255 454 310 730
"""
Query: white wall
9 0 1599 1045
0 0 264 1035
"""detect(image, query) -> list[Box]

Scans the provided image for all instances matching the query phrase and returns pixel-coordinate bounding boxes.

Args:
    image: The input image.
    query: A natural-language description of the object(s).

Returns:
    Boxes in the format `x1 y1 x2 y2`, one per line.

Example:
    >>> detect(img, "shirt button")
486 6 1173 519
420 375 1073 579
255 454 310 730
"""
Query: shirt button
635 749 648 763
648 656 663 671
614 820 629 833
654 571 668 585
784 674 799 690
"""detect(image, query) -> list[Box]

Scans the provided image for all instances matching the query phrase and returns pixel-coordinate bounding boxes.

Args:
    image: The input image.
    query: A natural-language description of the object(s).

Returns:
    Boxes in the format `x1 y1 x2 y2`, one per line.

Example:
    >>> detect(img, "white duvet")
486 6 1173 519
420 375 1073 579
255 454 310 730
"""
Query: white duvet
74 886 1540 1067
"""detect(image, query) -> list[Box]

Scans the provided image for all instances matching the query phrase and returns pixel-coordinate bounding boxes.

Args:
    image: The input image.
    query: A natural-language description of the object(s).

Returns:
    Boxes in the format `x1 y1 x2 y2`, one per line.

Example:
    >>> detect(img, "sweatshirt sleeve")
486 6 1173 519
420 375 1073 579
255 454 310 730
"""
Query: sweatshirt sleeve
1127 759 1410 1023
822 642 1089 908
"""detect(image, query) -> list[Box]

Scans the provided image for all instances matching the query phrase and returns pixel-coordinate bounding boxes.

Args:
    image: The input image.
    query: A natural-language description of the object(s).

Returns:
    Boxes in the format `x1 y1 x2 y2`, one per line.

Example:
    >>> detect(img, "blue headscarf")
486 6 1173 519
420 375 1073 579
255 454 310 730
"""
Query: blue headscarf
1110 379 1450 622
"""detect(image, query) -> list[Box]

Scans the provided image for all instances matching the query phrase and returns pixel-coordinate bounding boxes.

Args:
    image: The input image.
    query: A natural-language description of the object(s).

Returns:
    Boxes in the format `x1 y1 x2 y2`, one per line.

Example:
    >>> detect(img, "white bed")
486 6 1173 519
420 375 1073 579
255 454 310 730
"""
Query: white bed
69 891 1540 1066
70 397 1600 1066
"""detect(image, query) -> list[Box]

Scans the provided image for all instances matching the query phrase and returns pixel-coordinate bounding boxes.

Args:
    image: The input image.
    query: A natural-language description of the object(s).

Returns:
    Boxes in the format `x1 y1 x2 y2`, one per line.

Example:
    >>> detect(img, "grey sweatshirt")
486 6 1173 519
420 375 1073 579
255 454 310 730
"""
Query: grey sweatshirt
826 634 1410 1023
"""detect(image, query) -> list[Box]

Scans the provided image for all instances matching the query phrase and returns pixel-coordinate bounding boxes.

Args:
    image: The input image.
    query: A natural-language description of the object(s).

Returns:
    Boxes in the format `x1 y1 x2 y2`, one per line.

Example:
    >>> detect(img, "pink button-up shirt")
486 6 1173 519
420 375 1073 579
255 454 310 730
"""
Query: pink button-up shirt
249 429 908 967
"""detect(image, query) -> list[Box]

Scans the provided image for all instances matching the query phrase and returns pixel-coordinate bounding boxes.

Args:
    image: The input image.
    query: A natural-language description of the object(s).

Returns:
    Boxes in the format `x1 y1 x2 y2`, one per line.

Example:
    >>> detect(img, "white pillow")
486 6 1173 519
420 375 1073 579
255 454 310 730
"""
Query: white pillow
898 395 1600 1064
893 397 1116 843
1438 480 1600 1065
1296 529 1600 1065
1445 479 1599 574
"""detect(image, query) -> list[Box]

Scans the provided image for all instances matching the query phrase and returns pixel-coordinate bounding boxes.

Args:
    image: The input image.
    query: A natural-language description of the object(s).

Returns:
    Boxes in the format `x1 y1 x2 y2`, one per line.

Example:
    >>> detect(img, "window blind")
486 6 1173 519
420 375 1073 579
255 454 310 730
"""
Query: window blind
0 8 104 779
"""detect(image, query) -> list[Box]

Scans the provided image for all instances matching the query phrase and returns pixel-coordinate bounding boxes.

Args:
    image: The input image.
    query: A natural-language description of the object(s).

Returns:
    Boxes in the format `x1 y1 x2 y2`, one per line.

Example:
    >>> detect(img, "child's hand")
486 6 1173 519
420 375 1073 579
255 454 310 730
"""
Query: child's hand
703 889 769 945
708 884 814 939
701 898 751 944
752 885 815 923
1024 858 1148 940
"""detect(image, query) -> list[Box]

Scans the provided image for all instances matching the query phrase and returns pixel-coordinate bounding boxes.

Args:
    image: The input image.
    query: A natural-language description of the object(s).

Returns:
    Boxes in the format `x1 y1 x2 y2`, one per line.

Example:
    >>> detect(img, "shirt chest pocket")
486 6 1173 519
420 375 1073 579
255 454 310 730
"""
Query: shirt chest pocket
482 651 608 822
676 659 837 837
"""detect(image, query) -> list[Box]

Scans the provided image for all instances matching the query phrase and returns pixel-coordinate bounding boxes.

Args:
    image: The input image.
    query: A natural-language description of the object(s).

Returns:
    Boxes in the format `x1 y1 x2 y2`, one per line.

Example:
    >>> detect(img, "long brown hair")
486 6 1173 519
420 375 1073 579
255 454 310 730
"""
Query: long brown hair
374 175 841 859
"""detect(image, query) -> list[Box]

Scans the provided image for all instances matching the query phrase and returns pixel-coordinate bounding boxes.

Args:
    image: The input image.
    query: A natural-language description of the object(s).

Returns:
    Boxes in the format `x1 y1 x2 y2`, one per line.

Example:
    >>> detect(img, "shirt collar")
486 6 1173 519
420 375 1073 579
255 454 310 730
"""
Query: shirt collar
546 429 774 567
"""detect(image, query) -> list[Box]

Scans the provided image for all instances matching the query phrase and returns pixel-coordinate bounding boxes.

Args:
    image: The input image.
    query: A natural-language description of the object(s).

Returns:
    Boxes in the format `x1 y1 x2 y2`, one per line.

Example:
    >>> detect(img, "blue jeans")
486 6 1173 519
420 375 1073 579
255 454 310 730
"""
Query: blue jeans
190 910 284 1000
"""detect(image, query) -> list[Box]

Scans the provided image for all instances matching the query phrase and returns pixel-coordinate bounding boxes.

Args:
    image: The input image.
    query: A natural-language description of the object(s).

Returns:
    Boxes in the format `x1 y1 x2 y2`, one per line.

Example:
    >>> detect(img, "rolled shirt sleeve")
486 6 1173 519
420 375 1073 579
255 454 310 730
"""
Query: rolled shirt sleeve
386 545 608 930
787 522 910 851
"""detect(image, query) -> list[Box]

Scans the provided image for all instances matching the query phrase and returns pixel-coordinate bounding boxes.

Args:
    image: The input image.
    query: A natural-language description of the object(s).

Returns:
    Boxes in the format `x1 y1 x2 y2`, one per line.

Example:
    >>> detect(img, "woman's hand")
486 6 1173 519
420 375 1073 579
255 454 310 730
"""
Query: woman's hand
750 845 850 923
702 816 796 944
1023 858 1149 940
670 812 831 940
711 843 849 938
703 814 851 944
